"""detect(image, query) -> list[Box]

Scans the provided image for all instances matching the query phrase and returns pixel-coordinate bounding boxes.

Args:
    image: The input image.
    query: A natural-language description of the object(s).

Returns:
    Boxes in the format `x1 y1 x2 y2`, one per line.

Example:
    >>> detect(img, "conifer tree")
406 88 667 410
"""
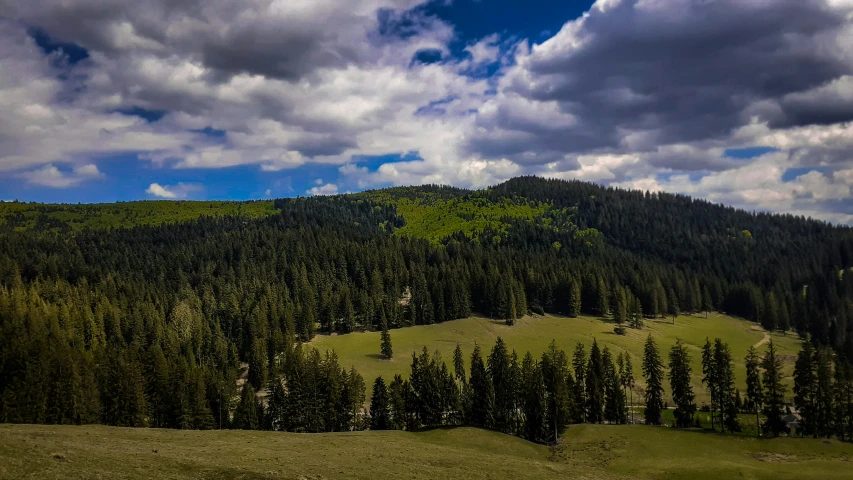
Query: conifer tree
370 376 390 430
521 352 547 443
622 353 636 424
233 384 261 430
388 374 407 430
541 340 571 442
568 279 581 318
453 343 466 385
642 334 665 425
762 340 788 436
488 337 513 433
744 345 763 436
815 347 835 437
794 341 817 437
713 339 740 432
701 338 718 430
469 344 495 429
571 343 587 423
586 339 605 423
380 318 393 360
668 339 696 427
603 347 625 424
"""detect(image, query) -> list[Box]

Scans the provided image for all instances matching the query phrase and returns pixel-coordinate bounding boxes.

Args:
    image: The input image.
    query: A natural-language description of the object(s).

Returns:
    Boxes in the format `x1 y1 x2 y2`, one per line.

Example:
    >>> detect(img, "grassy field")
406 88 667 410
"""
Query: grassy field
309 313 802 404
2 423 852 479
0 200 278 232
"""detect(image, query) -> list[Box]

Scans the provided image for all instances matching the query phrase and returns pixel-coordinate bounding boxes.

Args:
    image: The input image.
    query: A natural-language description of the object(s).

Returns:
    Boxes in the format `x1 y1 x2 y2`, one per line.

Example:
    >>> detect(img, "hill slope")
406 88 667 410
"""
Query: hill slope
3 423 852 480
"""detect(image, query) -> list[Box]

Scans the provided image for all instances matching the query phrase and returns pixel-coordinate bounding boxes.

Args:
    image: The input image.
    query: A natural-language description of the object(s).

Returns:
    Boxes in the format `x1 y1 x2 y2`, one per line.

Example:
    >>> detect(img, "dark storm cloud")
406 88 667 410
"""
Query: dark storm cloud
466 0 853 162
2 0 414 82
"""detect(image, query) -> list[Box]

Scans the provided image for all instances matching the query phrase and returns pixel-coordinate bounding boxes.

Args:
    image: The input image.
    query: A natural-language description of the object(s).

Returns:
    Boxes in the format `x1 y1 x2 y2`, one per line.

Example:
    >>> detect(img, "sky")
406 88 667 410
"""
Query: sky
1 0 853 223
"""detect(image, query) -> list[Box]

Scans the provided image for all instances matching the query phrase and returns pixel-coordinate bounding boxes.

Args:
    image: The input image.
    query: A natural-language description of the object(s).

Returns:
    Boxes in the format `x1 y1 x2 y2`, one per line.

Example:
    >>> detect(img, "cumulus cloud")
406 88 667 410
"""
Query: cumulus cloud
18 163 103 187
3 0 853 223
145 182 202 199
306 183 339 196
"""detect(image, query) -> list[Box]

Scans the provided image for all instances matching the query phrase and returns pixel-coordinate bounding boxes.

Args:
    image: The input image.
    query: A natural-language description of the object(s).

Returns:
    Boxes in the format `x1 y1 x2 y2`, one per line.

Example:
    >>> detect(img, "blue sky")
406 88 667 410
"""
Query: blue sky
1 0 853 223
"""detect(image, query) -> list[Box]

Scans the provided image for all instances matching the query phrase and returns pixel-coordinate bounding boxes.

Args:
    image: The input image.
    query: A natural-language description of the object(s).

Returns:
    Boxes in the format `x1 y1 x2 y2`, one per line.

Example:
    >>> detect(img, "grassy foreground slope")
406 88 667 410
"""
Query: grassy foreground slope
2 423 852 480
0 200 277 232
310 313 801 404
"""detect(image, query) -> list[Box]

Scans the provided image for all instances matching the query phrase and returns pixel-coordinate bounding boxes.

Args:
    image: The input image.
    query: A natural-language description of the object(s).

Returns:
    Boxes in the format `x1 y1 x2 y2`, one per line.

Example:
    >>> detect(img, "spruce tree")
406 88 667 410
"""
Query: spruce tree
453 343 466 384
488 337 512 433
794 341 816 437
380 318 393 360
521 352 547 443
541 340 571 442
713 339 740 432
370 376 390 430
744 345 763 436
762 340 788 436
571 343 587 423
815 347 835 437
668 339 696 427
469 343 494 428
622 352 634 424
586 339 605 423
701 338 718 430
642 334 665 425
603 347 625 424
568 279 581 318
233 384 260 430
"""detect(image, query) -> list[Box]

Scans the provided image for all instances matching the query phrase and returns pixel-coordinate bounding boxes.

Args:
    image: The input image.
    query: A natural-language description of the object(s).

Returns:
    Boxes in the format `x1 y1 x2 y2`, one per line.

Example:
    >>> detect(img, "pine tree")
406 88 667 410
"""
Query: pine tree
233 384 261 430
744 346 763 436
370 376 390 430
815 347 835 437
713 339 740 432
621 353 636 424
469 344 494 429
668 339 696 428
521 352 547 443
488 337 512 433
568 279 581 318
642 335 665 425
541 340 571 442
701 338 718 430
388 374 407 430
571 343 587 423
762 340 788 437
794 341 817 437
603 347 625 424
586 339 605 423
380 318 393 360
453 343 466 385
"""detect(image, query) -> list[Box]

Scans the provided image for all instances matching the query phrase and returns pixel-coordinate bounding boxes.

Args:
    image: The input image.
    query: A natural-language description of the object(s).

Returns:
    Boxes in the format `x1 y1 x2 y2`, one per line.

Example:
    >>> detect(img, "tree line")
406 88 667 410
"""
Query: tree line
1 176 852 429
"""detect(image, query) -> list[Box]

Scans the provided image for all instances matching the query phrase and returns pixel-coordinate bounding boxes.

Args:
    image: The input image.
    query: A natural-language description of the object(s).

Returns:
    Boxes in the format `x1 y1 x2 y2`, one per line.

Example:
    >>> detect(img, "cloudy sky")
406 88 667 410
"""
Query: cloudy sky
1 0 852 223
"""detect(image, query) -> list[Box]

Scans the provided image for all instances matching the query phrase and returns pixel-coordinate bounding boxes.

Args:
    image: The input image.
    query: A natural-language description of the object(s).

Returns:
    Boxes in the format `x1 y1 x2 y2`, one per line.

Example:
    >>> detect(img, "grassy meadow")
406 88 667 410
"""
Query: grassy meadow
2 423 852 480
309 313 802 405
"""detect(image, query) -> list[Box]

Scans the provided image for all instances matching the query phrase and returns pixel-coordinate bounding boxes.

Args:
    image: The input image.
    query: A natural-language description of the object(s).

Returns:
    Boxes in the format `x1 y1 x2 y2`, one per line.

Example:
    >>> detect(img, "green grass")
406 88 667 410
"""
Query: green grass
2 423 851 479
0 200 278 232
309 313 802 404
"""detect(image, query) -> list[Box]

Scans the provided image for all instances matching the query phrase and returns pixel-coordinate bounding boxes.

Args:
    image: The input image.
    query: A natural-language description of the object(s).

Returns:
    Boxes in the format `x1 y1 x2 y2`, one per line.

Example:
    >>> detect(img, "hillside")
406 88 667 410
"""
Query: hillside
309 312 801 405
3 423 853 480
1 175 851 443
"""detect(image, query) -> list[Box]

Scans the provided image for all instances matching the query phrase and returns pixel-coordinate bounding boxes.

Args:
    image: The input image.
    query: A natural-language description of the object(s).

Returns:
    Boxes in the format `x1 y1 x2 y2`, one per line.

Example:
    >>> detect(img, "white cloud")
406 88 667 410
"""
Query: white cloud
145 182 202 199
264 188 272 196
18 163 103 187
306 183 339 196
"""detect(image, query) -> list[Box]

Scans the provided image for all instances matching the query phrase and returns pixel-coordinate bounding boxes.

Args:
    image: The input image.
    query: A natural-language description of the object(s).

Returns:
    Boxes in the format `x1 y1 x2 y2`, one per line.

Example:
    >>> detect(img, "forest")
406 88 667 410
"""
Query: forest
1 176 852 440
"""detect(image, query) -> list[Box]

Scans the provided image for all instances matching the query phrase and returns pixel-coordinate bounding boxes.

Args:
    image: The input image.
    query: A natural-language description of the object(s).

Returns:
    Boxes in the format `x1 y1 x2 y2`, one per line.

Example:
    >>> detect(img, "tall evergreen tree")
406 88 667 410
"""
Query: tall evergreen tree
668 339 696 428
468 344 495 429
701 338 718 430
488 337 513 433
541 341 571 442
603 347 625 424
571 343 587 424
642 335 665 426
794 341 817 437
521 352 547 443
762 341 788 437
370 376 390 430
380 318 393 360
586 339 605 424
744 346 763 436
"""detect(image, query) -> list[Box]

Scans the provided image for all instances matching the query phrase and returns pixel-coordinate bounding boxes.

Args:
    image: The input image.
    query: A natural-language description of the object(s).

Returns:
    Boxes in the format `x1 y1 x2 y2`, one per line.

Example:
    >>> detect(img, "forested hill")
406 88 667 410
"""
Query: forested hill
1 176 852 430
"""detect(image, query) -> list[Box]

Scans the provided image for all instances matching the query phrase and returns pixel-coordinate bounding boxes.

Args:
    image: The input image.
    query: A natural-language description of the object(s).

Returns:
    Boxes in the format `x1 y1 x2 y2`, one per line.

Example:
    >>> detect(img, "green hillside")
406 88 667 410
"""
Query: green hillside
2 423 851 480
0 200 277 232
309 313 801 405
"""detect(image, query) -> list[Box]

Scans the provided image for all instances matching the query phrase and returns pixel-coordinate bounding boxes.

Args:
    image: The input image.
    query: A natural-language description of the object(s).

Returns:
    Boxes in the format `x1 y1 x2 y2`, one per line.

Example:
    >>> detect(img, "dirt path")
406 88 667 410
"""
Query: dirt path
754 332 770 349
